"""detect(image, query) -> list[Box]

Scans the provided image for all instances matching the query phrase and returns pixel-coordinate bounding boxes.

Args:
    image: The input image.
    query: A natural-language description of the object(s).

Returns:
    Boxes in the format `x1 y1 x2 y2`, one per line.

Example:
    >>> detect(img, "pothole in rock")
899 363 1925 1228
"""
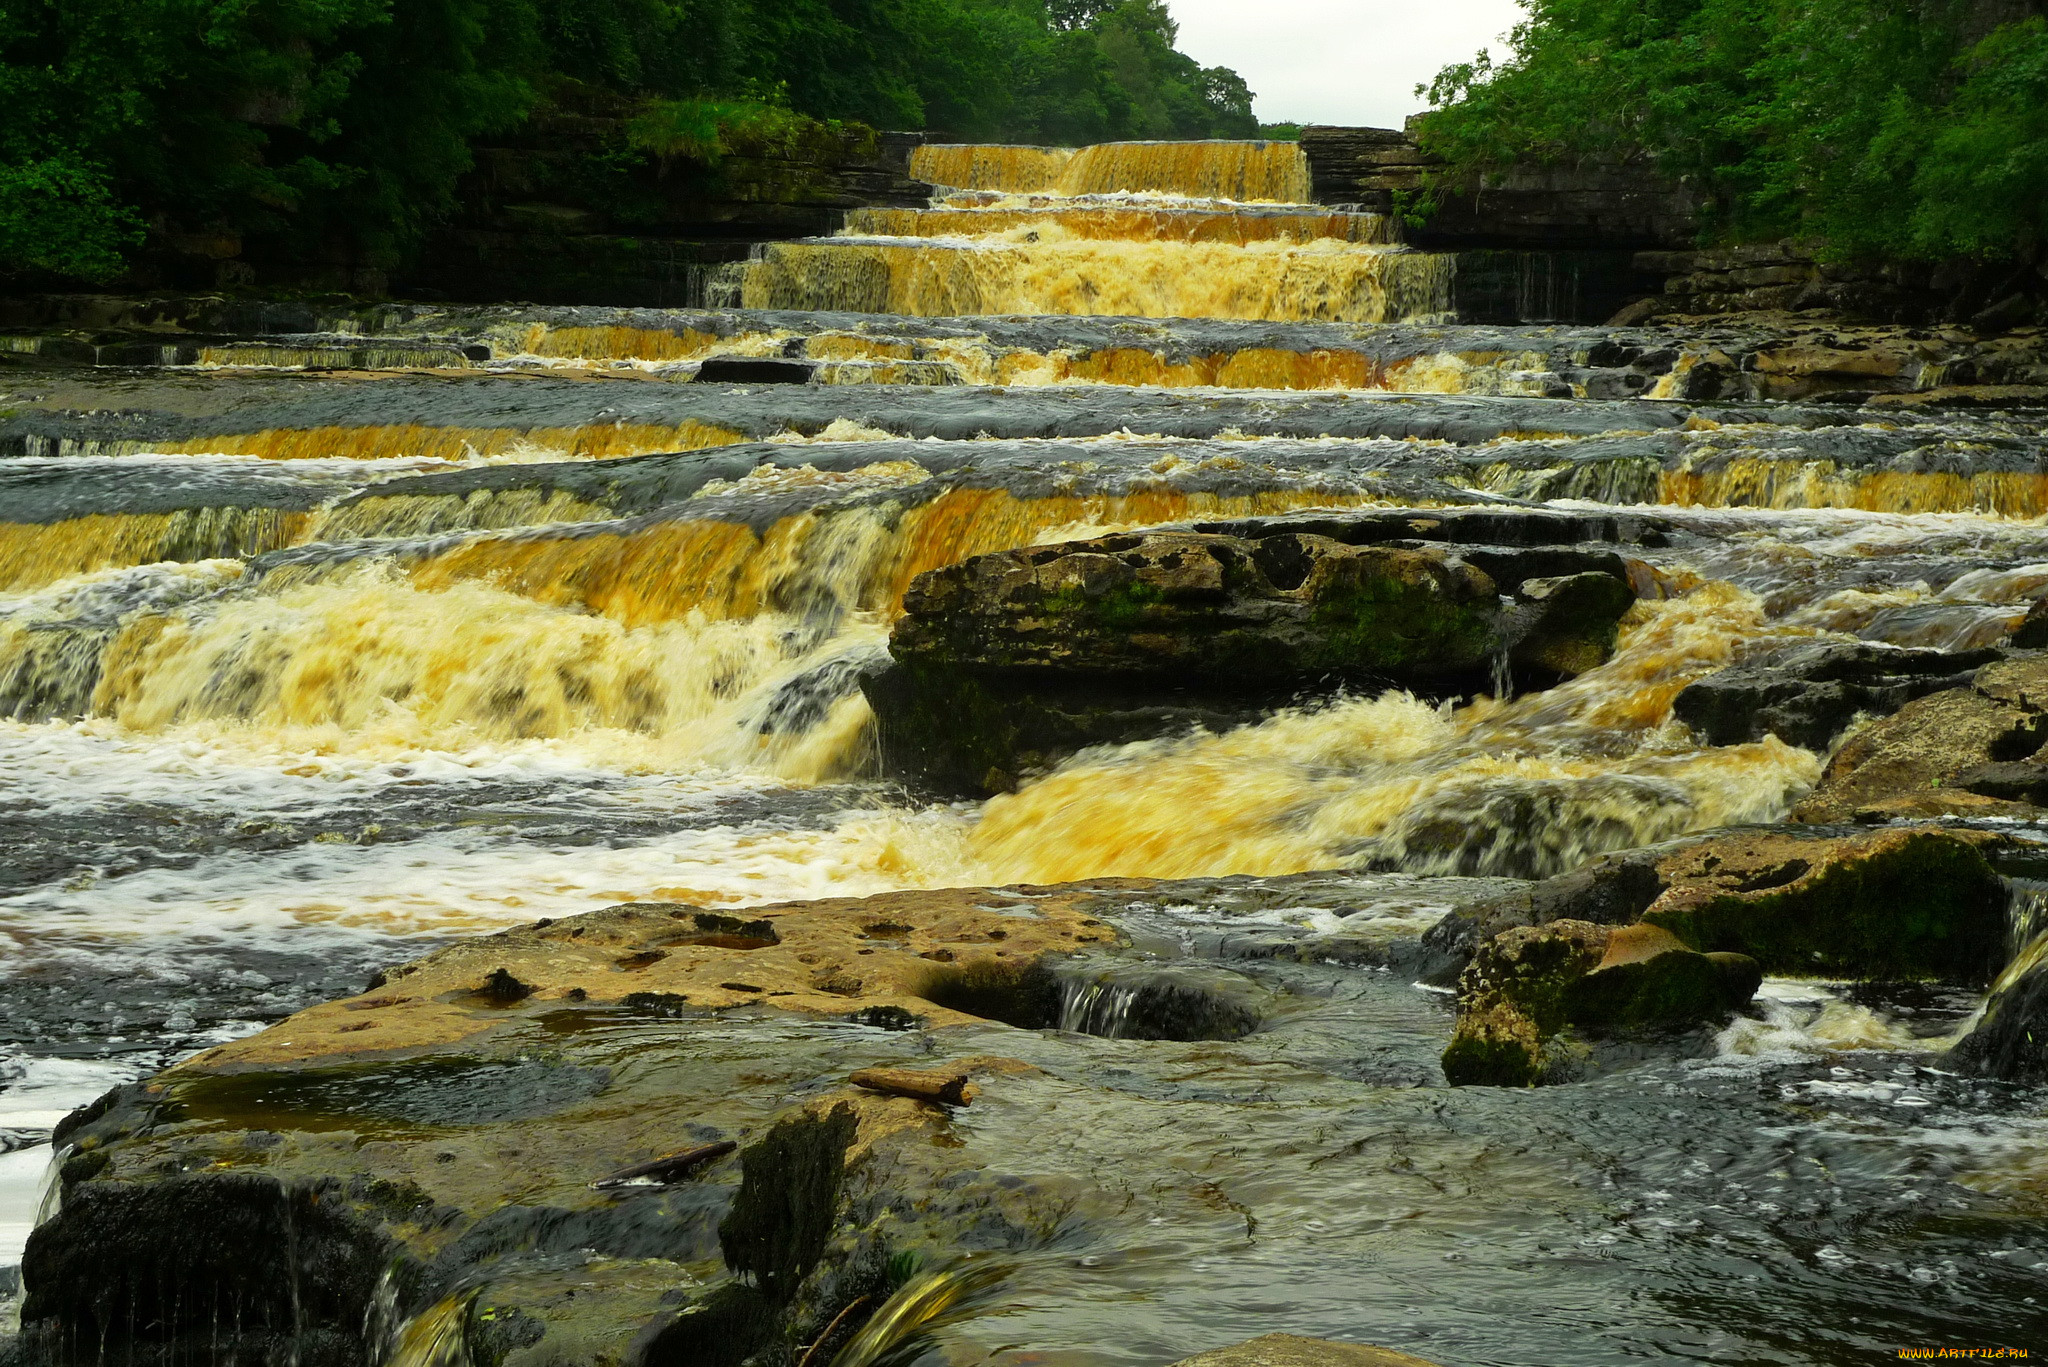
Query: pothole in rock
917 957 1264 1041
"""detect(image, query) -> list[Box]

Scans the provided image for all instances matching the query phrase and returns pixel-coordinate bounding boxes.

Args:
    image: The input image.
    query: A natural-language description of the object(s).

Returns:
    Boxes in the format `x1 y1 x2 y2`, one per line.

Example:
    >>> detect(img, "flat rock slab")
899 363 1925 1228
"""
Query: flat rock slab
1170 1333 1445 1367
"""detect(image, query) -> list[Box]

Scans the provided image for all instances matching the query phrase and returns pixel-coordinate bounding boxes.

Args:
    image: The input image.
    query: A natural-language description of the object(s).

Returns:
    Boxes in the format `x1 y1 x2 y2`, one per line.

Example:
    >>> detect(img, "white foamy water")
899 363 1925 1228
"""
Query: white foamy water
0 726 972 956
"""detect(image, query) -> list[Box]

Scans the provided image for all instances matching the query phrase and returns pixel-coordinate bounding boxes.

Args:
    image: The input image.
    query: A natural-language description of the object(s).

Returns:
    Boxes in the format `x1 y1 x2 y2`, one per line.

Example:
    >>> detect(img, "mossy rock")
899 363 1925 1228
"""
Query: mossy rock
1639 829 2007 982
1441 1001 1546 1087
1444 921 1761 1087
1564 946 1760 1028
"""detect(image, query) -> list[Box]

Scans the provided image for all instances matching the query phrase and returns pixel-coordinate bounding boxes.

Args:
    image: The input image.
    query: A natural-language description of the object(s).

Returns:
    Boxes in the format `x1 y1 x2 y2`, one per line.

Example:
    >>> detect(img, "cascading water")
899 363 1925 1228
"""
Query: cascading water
6 135 2048 1367
739 140 1452 322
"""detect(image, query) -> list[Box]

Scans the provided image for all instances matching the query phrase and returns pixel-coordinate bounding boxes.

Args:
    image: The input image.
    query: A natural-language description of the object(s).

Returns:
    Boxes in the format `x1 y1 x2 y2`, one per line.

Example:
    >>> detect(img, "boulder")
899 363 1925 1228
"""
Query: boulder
1793 655 2048 822
858 663 1271 796
1673 641 2003 751
1168 1333 1446 1367
1950 934 2048 1085
1499 570 1637 677
1424 825 2013 988
1440 920 1758 1086
868 528 1635 793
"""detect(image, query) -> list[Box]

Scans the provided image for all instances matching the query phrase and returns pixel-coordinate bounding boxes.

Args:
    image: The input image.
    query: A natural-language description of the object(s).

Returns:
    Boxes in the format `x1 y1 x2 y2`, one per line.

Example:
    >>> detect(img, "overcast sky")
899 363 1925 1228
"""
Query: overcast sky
1165 0 1526 129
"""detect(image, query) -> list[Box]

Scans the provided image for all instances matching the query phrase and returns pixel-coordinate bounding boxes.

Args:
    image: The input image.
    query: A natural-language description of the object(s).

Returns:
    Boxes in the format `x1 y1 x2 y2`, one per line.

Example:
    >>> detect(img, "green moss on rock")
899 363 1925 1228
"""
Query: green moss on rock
1640 829 2007 982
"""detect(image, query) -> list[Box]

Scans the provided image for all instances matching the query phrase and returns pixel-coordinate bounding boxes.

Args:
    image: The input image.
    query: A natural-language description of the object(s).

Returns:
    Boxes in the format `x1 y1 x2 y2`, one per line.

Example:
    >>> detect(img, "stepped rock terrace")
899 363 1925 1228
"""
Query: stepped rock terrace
4 136 2048 1367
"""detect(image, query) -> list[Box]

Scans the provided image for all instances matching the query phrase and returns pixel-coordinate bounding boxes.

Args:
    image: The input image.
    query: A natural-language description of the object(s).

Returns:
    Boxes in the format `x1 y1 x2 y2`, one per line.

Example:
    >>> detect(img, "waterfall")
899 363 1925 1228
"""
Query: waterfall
912 140 1311 201
748 139 1451 323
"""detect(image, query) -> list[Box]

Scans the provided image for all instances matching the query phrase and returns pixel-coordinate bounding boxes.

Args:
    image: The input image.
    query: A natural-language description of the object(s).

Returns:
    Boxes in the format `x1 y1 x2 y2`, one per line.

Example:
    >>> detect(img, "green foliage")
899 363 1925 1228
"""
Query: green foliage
1887 17 2048 257
1 0 1258 283
625 97 869 165
1258 122 1306 141
1 0 537 276
0 157 141 280
1415 0 2048 262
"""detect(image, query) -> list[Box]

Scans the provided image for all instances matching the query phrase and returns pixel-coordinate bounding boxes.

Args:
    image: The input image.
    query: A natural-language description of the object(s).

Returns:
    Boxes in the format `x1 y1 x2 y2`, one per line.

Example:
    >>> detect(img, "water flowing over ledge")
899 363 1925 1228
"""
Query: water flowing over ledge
5 137 2048 1367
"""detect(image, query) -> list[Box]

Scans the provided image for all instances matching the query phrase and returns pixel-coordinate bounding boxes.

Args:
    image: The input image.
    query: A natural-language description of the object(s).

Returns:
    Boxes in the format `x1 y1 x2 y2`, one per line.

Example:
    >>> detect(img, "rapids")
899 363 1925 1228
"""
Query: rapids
2 138 2046 1365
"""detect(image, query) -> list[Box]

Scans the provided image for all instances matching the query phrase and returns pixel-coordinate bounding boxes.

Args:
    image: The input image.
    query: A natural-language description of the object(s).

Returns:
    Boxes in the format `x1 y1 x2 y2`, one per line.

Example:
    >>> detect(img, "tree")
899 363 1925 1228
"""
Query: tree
1415 0 2048 262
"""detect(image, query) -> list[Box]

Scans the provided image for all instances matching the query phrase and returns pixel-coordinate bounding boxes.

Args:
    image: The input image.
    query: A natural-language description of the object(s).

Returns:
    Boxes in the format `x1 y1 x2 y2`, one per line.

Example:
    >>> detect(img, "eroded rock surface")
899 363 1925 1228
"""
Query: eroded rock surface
1673 641 2005 751
1793 654 2048 822
7 872 1476 1367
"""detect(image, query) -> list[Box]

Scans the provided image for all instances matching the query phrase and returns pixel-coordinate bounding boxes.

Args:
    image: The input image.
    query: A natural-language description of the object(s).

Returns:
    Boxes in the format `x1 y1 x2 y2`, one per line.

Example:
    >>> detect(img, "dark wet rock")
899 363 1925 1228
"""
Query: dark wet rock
1168 1332 1446 1367
866 529 1634 794
1440 920 1757 1086
1950 939 2048 1084
1674 641 2006 751
718 1106 858 1293
2011 595 2048 648
17 1168 402 1367
1426 825 2013 989
692 355 819 384
889 532 1503 684
1952 760 2048 804
859 661 1271 795
1501 570 1637 677
1793 654 2048 822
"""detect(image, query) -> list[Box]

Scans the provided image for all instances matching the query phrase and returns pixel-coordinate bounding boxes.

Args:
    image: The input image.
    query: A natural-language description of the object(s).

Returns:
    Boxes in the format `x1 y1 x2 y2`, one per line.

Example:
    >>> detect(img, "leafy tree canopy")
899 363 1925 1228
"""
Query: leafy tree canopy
1 0 1258 281
1414 0 2048 262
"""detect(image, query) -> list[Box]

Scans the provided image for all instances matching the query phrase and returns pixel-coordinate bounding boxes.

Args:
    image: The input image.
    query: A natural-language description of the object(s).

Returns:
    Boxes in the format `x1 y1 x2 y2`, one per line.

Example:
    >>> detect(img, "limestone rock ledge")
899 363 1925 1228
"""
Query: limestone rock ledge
11 874 1434 1367
864 522 1636 794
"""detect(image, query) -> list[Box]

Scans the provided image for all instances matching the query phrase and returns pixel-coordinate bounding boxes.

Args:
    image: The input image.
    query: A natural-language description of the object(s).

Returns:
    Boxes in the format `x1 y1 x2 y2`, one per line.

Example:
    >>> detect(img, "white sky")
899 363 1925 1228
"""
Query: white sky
1165 0 1527 129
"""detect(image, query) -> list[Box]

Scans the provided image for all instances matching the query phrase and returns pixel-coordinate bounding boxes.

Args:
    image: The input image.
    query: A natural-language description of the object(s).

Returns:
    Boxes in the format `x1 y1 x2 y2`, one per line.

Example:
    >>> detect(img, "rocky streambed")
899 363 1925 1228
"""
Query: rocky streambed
4 299 2048 1367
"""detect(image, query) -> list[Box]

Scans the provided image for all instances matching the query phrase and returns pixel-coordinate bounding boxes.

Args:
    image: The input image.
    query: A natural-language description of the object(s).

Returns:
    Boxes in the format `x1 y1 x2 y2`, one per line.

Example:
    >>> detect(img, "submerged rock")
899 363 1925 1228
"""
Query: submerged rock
1673 640 2004 751
867 527 1635 793
1168 1333 1446 1367
1793 654 2048 822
